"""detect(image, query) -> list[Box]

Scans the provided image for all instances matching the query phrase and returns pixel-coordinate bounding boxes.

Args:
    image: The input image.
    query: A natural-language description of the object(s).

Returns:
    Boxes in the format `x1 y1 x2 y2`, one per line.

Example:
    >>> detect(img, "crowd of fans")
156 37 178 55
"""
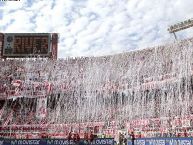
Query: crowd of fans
0 38 193 139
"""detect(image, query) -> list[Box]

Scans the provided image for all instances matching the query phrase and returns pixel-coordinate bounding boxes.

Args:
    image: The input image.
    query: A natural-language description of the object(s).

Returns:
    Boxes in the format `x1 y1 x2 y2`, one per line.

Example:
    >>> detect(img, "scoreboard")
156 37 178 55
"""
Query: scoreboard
2 33 51 57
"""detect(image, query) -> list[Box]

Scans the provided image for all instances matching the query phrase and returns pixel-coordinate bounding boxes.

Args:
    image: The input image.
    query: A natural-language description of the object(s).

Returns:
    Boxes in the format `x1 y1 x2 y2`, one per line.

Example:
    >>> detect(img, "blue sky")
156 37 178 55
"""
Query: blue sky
0 0 193 58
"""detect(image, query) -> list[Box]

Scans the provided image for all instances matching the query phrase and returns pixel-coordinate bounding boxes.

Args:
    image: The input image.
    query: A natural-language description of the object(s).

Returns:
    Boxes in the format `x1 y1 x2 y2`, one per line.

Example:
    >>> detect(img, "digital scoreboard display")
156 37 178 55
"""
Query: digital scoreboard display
3 33 51 57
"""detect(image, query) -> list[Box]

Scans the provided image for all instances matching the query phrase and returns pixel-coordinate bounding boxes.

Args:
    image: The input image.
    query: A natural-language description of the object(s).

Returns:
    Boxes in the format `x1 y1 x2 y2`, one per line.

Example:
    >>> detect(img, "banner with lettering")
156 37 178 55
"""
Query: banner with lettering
128 137 192 145
0 138 114 145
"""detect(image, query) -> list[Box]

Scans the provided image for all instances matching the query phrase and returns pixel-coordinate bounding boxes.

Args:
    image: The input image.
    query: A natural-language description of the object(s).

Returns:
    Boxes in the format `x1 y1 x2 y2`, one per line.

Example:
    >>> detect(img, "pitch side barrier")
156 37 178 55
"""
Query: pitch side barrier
0 138 114 145
128 137 192 145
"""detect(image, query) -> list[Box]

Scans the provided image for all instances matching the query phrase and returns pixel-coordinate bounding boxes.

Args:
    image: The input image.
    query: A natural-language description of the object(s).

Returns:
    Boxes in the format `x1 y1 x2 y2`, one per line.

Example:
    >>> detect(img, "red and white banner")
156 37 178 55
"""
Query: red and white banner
36 97 47 119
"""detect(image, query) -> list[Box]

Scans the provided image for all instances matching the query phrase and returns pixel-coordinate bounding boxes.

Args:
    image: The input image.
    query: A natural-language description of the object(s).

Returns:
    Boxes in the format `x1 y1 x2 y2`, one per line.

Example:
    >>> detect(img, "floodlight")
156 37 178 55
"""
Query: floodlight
168 18 193 39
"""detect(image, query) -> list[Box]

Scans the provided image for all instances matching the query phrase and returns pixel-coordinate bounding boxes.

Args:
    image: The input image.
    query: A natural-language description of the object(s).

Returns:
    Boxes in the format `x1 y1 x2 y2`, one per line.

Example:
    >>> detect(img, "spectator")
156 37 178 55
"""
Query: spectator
118 132 124 145
89 131 94 143
184 130 188 137
130 132 135 145
84 132 89 143
73 132 80 144
67 132 72 142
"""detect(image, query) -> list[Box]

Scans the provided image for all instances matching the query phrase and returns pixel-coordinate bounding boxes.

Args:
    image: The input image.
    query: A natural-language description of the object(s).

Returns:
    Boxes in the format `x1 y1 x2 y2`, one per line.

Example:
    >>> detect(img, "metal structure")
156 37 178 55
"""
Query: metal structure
168 18 193 40
0 33 3 59
51 33 58 60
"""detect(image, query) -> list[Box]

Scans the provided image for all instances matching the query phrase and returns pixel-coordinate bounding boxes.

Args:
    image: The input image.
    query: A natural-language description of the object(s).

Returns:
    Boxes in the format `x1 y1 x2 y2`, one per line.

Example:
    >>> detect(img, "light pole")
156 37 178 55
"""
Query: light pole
168 18 193 40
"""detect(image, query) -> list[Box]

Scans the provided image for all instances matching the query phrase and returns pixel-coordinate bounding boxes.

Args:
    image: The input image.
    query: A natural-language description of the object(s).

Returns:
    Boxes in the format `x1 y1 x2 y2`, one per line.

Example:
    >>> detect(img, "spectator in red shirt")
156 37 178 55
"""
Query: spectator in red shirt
73 132 80 144
84 132 89 143
184 130 188 137
89 131 94 143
